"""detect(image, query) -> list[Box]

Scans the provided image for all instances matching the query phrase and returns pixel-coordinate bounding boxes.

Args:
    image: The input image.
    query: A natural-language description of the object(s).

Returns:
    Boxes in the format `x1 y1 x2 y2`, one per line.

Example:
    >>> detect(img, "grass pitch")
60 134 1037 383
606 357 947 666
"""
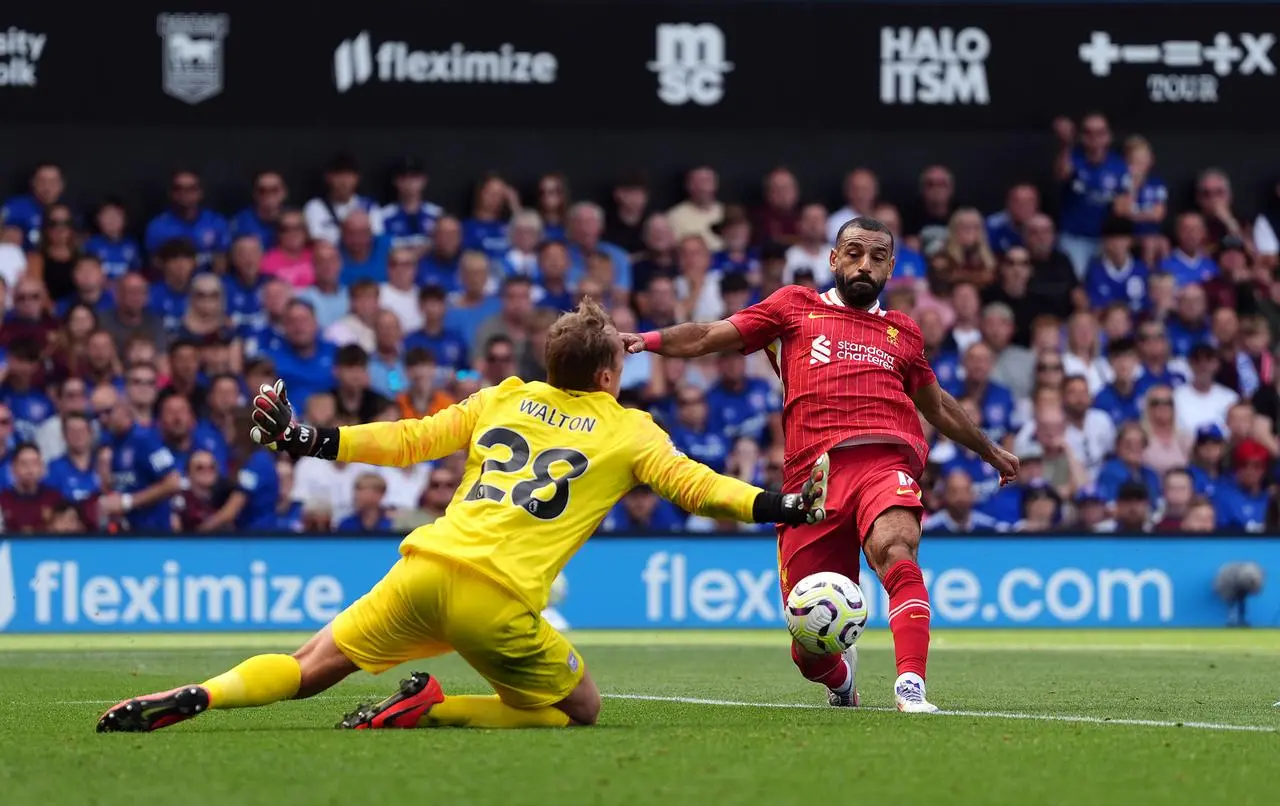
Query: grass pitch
2 629 1279 806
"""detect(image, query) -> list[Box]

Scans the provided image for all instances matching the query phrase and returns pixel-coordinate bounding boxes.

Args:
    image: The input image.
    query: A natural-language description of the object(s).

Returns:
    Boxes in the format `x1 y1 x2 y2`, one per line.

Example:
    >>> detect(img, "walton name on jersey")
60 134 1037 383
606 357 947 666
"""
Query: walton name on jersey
517 398 600 433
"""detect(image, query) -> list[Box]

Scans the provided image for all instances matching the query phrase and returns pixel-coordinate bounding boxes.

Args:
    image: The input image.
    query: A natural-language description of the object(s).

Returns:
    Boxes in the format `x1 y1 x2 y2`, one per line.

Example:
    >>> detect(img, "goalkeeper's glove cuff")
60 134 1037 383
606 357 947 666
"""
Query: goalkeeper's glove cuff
753 491 809 526
278 425 341 460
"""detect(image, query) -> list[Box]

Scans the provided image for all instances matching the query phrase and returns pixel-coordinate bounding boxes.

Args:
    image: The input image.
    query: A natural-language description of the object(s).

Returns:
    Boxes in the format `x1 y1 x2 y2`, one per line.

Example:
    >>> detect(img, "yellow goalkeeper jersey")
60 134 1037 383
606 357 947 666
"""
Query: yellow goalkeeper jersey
337 376 761 611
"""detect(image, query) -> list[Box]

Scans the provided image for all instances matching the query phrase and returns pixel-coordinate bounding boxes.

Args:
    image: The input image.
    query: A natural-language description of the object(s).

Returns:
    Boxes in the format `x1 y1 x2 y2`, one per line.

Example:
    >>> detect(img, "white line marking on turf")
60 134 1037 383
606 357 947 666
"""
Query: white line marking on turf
603 694 1279 733
51 693 1278 734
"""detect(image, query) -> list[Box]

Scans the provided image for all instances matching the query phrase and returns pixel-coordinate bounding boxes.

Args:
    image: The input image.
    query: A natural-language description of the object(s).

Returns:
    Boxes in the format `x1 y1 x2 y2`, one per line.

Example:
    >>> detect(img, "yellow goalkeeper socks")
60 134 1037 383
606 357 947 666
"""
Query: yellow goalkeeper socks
202 654 302 709
426 695 571 728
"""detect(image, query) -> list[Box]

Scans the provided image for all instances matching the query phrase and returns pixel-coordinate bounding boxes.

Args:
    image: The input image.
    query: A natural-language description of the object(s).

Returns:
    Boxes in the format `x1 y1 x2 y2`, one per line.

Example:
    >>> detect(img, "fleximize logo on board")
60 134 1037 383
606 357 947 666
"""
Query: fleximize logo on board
333 32 558 93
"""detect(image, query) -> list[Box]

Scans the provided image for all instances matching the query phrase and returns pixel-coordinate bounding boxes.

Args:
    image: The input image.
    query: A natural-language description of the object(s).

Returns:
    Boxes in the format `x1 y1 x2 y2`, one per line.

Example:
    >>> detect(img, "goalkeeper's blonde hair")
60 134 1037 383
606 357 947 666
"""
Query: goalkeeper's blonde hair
545 296 618 392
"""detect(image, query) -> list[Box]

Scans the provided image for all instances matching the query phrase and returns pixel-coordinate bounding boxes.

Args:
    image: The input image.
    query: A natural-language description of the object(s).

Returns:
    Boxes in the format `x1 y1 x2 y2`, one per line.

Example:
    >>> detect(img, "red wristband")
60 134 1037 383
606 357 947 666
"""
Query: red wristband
641 331 662 352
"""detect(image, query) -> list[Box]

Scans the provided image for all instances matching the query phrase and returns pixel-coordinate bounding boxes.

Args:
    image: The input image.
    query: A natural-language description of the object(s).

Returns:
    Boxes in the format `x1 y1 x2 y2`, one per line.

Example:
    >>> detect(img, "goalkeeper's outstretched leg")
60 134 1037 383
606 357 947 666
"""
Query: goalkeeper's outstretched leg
96 624 360 733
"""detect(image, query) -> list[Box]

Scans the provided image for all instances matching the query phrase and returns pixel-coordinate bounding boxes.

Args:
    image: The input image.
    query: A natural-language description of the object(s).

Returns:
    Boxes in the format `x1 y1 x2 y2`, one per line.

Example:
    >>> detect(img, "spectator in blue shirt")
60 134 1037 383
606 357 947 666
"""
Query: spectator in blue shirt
295 243 348 331
0 161 64 250
1187 425 1226 498
145 169 230 272
984 183 1040 255
157 393 228 475
1096 422 1161 503
533 241 576 313
338 209 391 284
303 152 384 246
1094 337 1143 425
946 342 1016 442
600 486 684 533
236 447 283 531
1053 113 1128 277
417 216 463 291
705 351 781 445
1160 212 1219 288
369 310 408 399
56 255 115 317
230 170 288 250
336 472 393 532
1133 321 1189 395
1213 439 1274 532
710 205 759 275
1112 135 1169 269
83 198 142 280
1084 217 1148 314
0 342 55 443
444 251 502 343
534 172 571 243
47 413 99 503
463 174 517 258
96 385 182 532
381 157 442 257
1165 283 1211 358
224 235 267 332
405 285 470 371
923 469 1004 534
567 202 633 290
667 384 730 472
148 238 197 335
264 299 338 411
501 210 543 279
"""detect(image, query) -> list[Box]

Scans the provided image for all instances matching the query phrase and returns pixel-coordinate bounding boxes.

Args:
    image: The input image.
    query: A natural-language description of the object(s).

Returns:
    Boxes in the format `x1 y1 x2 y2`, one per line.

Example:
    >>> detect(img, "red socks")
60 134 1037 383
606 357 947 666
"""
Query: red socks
882 559 931 679
790 642 850 690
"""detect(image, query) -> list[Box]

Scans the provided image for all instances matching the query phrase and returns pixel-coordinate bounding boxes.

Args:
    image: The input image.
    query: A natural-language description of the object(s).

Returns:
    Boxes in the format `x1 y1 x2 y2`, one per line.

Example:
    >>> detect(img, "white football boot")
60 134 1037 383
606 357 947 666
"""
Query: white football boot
826 646 860 708
894 672 939 713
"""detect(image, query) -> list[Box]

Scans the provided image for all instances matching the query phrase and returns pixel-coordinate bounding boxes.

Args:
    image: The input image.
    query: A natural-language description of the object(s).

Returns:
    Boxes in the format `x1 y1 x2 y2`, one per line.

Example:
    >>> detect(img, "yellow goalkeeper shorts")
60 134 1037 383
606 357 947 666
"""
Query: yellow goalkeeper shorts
331 553 584 708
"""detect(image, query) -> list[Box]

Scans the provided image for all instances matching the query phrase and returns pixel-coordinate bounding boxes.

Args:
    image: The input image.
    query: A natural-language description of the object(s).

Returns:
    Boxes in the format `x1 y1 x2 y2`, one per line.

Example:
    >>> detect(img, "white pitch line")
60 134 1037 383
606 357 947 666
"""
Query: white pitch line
49 692 1278 734
603 693 1279 733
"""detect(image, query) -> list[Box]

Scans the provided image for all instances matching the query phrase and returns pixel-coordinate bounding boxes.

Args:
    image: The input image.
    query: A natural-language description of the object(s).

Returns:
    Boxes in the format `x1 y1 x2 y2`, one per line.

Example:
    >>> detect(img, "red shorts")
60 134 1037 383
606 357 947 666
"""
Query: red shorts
777 442 924 597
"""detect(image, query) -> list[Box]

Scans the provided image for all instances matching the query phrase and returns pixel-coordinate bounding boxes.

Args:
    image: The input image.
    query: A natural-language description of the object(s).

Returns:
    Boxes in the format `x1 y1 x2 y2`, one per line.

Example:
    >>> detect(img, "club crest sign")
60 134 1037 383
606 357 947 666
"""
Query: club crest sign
157 13 229 105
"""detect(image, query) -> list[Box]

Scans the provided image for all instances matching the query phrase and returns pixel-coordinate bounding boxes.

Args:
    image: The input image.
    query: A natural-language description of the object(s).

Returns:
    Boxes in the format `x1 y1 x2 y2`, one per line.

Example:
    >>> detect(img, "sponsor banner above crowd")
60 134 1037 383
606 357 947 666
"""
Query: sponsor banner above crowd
0 536 1275 632
0 4 1274 128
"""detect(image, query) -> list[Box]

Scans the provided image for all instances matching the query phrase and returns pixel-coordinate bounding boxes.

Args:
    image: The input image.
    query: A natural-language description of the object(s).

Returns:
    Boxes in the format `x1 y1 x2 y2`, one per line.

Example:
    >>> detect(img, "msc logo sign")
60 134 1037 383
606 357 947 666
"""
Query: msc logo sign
649 23 733 106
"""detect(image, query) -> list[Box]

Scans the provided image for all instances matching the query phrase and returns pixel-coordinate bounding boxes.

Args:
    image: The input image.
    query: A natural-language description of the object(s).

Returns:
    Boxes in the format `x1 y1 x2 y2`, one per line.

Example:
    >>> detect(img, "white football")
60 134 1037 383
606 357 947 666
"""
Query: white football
785 572 869 655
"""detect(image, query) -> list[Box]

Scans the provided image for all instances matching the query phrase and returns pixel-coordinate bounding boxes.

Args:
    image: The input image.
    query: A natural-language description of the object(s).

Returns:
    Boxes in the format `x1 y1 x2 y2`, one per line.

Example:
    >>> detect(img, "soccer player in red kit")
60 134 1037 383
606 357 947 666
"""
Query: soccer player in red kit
622 217 1019 712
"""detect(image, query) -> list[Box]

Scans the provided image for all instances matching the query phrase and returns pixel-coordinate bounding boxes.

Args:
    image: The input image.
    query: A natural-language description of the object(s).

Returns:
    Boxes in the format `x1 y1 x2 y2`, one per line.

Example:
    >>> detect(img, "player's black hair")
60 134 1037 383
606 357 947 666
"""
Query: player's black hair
834 216 895 255
154 237 197 263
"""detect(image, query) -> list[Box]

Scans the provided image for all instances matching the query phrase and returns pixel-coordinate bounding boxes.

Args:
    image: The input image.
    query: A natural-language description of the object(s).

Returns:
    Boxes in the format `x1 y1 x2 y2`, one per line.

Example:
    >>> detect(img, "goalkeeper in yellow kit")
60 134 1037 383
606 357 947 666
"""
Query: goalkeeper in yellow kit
97 299 826 733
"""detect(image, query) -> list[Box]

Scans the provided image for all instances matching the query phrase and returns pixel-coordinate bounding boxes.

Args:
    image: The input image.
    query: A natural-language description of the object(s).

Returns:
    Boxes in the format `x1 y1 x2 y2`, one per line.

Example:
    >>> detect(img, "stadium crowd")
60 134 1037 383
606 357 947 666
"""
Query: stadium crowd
0 113 1278 535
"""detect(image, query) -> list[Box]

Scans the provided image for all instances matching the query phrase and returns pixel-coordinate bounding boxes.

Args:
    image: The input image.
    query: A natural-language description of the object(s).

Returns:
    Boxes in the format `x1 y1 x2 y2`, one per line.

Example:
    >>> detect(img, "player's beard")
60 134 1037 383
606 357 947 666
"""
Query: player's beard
835 271 885 309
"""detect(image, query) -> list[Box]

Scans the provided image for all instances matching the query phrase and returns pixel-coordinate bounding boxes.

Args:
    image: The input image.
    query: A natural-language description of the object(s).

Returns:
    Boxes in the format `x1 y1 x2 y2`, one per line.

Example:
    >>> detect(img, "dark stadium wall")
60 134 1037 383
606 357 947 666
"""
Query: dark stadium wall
1 125 1276 228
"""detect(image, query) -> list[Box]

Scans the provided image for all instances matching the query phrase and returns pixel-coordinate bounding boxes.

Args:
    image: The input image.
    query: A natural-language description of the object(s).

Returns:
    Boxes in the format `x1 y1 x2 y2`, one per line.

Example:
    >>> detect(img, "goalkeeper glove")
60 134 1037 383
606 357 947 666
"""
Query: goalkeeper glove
752 453 829 526
249 379 339 460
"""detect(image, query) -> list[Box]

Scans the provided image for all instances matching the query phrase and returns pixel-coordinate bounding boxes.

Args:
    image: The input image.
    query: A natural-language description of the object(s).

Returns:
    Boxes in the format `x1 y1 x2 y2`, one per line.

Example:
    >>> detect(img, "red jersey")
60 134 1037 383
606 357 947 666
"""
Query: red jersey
728 285 936 490
0 486 65 533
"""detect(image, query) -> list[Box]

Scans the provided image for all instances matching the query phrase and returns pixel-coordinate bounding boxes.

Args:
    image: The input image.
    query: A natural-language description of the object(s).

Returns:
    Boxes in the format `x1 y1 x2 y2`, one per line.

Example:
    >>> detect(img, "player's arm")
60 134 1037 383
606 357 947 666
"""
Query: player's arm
912 380 1019 484
623 286 794 358
249 379 486 467
631 421 820 525
623 320 744 358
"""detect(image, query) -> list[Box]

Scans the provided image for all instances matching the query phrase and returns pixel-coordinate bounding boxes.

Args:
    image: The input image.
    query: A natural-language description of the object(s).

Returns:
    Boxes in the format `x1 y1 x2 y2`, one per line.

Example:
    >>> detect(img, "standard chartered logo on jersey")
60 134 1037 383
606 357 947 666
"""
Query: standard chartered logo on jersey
333 32 558 93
